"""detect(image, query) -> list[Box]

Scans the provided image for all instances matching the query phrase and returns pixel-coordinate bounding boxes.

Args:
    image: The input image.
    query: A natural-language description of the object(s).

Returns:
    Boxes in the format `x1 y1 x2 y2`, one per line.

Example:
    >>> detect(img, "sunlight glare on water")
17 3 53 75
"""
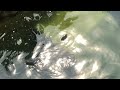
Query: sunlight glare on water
0 11 120 79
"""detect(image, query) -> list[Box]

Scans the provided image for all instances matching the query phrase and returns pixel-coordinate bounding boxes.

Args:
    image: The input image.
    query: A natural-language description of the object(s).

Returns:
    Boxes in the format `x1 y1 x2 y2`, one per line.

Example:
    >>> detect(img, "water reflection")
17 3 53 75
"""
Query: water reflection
0 11 120 79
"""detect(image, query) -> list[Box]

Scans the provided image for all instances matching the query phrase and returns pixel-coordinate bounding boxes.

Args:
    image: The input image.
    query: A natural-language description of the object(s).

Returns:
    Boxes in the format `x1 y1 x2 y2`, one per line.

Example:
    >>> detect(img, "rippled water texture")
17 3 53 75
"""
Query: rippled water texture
0 11 120 79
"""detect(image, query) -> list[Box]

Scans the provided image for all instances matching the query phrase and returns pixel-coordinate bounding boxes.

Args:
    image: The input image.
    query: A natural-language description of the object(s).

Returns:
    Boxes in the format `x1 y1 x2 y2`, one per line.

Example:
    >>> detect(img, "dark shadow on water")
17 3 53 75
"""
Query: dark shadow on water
0 11 50 74
109 11 120 25
63 66 77 78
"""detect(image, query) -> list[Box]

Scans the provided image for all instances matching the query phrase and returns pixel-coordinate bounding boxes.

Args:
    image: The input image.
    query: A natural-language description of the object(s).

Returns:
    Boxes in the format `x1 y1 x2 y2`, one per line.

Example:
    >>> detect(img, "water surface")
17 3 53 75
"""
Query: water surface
0 11 120 79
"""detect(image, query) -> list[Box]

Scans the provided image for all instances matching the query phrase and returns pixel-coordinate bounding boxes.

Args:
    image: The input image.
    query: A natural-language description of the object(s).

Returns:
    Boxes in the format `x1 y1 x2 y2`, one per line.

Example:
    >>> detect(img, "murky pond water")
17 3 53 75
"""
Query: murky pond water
0 11 120 79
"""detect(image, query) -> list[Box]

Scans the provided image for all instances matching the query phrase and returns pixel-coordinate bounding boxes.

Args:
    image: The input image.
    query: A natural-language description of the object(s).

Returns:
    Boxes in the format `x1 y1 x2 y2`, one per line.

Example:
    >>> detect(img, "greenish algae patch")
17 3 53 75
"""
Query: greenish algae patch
36 11 108 42
36 11 119 55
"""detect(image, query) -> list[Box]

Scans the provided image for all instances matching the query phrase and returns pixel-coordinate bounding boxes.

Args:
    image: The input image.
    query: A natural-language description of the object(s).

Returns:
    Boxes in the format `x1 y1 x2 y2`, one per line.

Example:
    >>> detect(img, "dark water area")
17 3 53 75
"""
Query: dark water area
0 11 53 78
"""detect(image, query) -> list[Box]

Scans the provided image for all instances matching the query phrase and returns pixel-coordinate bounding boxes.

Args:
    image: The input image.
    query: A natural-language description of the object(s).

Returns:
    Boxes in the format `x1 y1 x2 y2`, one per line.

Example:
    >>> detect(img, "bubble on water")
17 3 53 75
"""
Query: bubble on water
17 38 22 45
33 13 41 21
24 17 32 22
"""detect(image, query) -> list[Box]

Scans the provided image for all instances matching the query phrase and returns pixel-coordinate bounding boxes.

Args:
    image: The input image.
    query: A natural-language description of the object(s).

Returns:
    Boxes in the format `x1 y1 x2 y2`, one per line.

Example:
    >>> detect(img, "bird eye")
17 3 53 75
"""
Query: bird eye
61 34 67 41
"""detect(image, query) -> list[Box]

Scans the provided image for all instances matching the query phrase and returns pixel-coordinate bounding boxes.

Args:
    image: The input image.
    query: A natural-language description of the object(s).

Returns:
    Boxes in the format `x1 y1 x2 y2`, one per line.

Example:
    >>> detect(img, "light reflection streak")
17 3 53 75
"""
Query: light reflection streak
75 60 86 73
32 52 38 59
72 48 82 53
0 33 6 39
43 41 52 50
78 74 86 79
0 51 7 63
17 52 24 60
26 69 32 77
91 61 99 74
90 46 102 52
75 34 88 46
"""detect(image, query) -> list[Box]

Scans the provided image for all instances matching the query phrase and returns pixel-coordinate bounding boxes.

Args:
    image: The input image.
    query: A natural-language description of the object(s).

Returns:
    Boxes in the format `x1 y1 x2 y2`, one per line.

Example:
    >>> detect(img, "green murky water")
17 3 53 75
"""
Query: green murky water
0 11 120 79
